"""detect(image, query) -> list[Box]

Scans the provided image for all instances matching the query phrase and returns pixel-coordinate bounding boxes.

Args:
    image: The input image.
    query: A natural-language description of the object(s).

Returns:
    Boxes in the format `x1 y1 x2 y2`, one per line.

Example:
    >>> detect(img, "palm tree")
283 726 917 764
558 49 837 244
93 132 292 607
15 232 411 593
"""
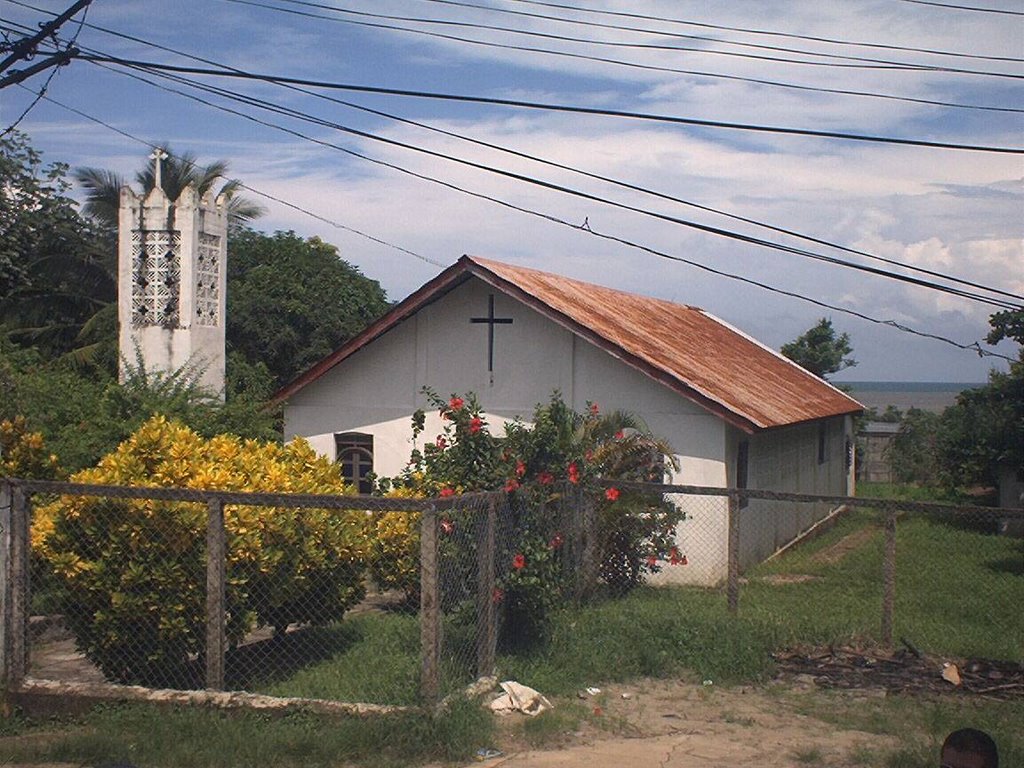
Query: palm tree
74 145 265 232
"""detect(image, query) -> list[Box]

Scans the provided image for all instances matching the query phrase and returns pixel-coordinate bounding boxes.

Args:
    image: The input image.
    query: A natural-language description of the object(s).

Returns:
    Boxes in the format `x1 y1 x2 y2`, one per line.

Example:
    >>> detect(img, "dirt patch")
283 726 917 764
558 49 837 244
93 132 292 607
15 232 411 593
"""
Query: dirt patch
461 679 902 768
806 526 879 567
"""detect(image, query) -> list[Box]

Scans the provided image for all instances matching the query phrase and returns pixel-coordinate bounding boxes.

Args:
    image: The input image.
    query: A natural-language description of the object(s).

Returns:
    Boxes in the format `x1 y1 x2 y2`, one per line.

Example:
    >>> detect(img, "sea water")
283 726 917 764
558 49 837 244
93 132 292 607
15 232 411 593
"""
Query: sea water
838 381 985 414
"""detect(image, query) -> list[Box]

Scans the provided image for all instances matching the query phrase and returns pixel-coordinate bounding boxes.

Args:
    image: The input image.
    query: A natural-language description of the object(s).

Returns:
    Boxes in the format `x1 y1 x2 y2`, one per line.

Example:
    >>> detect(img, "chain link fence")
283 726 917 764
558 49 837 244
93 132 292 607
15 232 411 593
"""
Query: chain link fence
2 478 1021 713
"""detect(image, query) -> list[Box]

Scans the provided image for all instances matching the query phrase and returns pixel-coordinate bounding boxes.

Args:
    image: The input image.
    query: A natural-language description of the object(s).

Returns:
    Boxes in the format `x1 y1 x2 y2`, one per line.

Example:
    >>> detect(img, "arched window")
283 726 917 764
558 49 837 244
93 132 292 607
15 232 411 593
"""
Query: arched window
335 432 374 494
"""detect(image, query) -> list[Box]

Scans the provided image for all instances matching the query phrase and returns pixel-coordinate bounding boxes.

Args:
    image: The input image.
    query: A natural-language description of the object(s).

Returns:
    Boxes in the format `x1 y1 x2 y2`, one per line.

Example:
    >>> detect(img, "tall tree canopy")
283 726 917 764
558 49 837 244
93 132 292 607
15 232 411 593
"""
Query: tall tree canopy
227 229 390 390
781 318 856 379
937 309 1023 489
0 131 112 360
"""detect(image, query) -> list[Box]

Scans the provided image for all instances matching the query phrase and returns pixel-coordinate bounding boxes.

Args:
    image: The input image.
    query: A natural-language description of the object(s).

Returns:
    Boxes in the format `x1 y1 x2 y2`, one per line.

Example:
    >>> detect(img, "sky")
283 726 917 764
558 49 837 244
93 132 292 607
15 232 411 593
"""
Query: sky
2 0 1022 383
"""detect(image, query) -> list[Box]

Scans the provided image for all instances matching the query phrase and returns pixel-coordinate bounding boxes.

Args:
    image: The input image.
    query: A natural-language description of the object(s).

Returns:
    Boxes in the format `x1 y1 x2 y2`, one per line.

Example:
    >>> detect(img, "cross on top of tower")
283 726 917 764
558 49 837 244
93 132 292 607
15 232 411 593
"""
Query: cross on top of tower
149 148 169 192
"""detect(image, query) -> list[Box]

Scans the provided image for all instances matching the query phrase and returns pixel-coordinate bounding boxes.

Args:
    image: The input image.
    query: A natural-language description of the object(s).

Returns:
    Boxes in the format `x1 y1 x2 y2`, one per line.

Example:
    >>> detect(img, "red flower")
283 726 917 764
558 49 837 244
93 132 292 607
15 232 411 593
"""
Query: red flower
605 487 620 501
435 435 447 449
567 462 580 484
589 402 600 415
469 416 483 434
669 547 686 566
646 554 658 567
449 396 464 411
614 430 625 440
549 532 564 549
439 487 455 498
440 518 454 535
504 477 520 493
538 470 554 485
585 450 594 462
492 587 504 604
515 459 527 477
512 553 526 570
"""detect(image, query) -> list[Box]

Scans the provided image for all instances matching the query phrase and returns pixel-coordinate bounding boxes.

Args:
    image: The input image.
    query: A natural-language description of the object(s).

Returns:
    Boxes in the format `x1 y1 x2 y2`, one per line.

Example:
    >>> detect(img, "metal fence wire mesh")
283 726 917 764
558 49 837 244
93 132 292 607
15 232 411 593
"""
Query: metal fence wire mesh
4 478 1021 711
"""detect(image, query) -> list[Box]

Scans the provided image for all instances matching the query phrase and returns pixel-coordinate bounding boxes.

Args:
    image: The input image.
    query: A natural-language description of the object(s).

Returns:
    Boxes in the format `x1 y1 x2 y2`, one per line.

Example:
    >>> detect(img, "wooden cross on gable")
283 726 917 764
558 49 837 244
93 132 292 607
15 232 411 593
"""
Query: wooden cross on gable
470 294 513 373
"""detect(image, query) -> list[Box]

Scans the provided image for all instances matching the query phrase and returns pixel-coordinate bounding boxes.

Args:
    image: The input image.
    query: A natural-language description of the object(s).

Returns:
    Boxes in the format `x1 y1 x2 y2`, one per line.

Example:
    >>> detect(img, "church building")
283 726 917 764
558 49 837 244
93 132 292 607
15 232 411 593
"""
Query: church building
277 256 863 585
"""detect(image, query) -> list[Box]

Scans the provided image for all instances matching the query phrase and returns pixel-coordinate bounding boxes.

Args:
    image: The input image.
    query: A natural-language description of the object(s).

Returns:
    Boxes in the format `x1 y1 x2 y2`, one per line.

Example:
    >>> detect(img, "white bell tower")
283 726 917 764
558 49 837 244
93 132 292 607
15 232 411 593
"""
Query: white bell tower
117 150 228 399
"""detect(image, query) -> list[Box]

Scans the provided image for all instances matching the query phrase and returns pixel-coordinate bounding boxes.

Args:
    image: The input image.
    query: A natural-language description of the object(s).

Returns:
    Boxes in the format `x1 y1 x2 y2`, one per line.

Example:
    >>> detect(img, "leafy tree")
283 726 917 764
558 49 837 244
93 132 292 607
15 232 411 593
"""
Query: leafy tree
226 229 390 389
0 131 113 361
781 318 856 379
937 310 1023 490
0 339 278 473
889 408 942 486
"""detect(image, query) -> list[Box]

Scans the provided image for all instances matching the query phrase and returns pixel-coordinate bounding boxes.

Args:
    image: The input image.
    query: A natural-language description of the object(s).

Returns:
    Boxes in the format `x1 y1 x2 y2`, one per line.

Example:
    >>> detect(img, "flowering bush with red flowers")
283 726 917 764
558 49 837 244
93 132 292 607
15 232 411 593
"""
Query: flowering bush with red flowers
381 389 683 647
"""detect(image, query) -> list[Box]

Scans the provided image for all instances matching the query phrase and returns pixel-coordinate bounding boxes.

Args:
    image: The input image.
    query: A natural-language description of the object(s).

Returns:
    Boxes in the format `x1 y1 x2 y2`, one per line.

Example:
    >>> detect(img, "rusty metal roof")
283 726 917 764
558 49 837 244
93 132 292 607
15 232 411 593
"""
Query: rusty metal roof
277 255 863 432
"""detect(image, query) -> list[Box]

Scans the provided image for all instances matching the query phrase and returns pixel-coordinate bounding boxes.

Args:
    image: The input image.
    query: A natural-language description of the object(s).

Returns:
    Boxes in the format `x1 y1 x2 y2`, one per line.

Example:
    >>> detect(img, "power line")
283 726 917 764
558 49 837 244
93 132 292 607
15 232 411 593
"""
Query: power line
126 63 1024 308
1 3 88 135
899 0 1024 15
75 55 1024 155
22 15 1016 305
86 63 1015 361
14 85 444 269
13 0 1019 115
229 0 1023 80
264 0 1009 75
83 55 1022 313
21 60 1015 360
499 0 1023 63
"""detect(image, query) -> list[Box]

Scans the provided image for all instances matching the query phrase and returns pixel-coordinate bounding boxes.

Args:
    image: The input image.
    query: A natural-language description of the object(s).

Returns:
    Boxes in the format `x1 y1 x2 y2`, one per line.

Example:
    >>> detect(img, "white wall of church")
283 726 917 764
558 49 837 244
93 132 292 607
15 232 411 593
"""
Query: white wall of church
730 415 854 570
283 274 855 587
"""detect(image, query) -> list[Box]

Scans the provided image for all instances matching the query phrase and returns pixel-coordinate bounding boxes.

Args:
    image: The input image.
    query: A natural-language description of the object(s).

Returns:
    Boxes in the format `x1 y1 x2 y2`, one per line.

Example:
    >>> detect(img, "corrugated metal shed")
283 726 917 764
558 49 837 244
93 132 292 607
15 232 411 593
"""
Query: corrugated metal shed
276 255 863 432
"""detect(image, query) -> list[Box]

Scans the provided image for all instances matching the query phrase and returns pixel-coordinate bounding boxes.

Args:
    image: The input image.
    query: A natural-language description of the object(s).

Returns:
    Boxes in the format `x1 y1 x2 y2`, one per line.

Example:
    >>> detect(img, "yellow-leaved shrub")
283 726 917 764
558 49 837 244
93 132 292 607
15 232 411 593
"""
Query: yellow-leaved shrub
1 417 61 480
32 415 369 686
368 486 422 601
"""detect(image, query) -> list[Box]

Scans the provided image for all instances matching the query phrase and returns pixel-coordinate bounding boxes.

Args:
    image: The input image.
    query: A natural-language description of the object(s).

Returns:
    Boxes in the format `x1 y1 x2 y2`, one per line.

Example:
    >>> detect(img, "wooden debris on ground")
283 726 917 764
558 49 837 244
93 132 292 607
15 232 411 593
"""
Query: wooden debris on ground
773 646 1024 700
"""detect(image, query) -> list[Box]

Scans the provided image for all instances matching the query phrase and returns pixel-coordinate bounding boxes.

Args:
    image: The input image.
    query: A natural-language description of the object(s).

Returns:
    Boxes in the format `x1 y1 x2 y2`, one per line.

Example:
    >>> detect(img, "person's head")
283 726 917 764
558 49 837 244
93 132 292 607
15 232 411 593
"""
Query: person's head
941 728 999 768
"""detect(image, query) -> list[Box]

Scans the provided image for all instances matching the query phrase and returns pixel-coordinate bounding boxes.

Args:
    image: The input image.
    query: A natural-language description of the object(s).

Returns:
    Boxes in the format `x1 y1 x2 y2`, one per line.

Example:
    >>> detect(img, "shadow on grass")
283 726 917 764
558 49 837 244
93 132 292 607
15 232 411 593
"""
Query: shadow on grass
986 555 1024 576
226 622 365 691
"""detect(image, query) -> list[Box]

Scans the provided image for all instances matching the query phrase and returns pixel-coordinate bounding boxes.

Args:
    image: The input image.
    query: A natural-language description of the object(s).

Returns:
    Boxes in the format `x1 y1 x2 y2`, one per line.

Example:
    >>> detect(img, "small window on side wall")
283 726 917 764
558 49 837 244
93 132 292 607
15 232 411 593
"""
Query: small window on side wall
336 432 374 494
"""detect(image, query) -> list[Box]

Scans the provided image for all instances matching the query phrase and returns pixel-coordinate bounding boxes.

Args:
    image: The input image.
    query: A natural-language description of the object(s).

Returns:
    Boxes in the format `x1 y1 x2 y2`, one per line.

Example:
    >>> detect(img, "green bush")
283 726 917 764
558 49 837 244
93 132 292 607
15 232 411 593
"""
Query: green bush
32 416 371 686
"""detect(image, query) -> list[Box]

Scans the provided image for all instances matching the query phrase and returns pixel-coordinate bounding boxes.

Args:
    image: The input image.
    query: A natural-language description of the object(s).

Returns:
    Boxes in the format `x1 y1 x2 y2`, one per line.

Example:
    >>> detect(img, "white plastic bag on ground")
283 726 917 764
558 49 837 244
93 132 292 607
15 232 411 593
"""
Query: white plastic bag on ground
488 680 552 716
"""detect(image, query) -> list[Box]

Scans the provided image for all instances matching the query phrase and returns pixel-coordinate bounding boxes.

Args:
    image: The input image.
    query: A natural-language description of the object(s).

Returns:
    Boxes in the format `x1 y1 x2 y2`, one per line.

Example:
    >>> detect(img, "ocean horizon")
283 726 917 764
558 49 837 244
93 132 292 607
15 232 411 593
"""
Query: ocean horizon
836 381 985 414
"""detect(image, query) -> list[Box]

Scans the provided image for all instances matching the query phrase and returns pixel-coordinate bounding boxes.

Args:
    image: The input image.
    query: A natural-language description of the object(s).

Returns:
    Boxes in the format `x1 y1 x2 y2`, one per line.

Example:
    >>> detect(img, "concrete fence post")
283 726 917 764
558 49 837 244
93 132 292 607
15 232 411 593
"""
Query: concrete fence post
205 497 226 691
881 506 897 648
476 497 497 678
579 489 598 601
420 505 441 704
0 480 11 694
727 491 741 615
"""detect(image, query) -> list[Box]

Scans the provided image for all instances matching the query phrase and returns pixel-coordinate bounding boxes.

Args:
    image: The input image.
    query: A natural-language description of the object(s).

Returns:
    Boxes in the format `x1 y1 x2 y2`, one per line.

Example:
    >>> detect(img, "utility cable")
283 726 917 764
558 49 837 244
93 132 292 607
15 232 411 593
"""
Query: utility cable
88 56 1023 310
228 0 1023 80
266 0 1010 75
899 0 1024 16
82 64 1019 361
499 0 1023 63
21 66 1015 360
13 0 1019 114
1 3 88 136
23 16 1017 304
13 84 444 268
74 55 1024 155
